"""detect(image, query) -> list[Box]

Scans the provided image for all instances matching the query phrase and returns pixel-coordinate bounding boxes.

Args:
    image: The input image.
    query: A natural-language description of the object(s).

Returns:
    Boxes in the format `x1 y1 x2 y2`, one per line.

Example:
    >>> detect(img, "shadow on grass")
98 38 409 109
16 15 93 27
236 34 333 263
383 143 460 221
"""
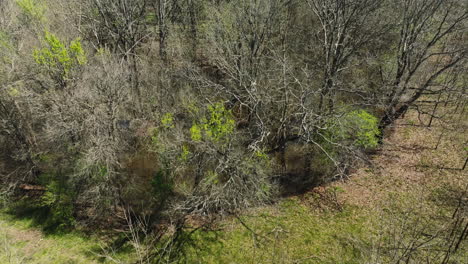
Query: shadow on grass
1 201 135 263
84 241 134 263
3 199 74 235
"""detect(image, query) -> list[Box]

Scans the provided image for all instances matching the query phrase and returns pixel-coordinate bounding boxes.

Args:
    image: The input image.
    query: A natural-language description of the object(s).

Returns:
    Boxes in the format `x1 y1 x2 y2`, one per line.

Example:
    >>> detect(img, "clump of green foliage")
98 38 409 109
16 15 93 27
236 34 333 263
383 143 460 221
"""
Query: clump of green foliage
190 123 203 141
179 145 191 162
204 103 235 141
16 0 46 21
151 169 173 203
33 31 87 82
161 113 175 129
333 109 380 149
37 173 75 231
40 180 75 231
190 102 235 142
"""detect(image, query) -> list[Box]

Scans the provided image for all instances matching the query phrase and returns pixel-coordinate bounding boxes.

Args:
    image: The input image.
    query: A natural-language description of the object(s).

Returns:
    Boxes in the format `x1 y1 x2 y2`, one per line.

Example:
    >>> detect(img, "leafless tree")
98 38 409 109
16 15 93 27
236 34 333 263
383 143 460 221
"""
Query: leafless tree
83 0 150 104
306 0 384 112
378 0 468 133
152 0 174 62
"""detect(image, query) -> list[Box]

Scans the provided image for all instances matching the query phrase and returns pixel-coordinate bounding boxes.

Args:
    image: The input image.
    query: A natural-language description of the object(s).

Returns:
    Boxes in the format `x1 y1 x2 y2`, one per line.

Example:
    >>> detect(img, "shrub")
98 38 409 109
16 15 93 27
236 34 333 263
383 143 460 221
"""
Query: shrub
40 180 75 230
190 124 202 141
161 113 175 129
33 31 87 83
183 149 273 214
151 169 173 203
333 109 380 149
189 102 235 143
202 102 235 142
39 173 75 231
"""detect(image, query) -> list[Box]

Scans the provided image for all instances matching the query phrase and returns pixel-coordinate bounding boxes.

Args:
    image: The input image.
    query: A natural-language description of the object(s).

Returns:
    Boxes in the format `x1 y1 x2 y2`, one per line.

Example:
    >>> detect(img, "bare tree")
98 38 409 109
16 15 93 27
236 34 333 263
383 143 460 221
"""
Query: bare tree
83 0 150 103
153 0 174 62
199 0 290 147
306 0 384 112
378 0 468 133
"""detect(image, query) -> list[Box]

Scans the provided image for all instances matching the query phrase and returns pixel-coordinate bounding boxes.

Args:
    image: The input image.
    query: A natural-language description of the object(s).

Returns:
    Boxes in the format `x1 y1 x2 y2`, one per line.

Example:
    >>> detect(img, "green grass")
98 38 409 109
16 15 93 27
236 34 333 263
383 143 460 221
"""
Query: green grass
184 199 376 264
0 211 134 264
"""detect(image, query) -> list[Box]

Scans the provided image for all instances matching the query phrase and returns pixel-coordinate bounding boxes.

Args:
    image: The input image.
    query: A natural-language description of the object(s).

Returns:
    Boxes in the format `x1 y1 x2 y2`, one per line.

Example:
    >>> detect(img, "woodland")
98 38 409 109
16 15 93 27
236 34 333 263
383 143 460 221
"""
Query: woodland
0 0 467 263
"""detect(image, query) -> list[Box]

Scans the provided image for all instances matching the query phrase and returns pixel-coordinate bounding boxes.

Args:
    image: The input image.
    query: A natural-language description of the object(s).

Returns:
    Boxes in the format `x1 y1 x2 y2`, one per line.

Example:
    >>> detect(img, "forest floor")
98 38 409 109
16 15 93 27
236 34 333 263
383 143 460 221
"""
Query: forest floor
1 109 467 263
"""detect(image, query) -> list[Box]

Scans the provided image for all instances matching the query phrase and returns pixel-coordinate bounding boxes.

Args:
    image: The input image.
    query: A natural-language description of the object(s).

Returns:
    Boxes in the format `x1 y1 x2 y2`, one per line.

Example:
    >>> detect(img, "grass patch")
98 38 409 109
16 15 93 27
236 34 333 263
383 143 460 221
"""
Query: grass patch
0 211 134 264
185 199 376 263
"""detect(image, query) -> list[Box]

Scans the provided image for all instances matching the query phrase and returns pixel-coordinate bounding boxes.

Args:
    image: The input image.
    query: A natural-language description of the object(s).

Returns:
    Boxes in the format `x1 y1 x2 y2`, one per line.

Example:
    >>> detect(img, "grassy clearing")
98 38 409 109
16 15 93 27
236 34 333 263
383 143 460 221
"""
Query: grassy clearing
0 212 136 264
0 213 97 264
186 200 376 264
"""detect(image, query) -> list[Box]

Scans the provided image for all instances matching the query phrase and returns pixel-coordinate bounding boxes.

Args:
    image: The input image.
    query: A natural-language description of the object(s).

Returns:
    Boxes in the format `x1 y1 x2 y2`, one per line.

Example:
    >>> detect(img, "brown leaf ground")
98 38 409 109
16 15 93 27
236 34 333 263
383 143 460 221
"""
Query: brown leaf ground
332 110 467 210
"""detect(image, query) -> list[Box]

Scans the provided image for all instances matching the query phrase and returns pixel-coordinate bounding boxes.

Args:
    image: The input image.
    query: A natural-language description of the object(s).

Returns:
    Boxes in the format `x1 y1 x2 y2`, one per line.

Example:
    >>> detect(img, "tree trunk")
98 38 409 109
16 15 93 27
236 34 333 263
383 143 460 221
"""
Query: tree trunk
378 104 410 142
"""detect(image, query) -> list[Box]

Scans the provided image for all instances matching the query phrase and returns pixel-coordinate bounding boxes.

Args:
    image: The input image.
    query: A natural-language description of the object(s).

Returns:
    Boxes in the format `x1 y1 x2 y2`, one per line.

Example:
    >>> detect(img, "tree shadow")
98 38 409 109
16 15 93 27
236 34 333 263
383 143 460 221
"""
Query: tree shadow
3 199 73 235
